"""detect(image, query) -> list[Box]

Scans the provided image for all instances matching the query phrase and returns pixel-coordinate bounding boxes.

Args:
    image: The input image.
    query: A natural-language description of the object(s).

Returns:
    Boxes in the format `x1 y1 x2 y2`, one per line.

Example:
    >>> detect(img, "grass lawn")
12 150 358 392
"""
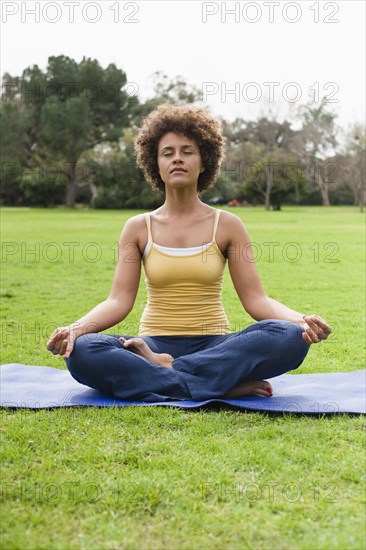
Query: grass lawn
1 206 365 550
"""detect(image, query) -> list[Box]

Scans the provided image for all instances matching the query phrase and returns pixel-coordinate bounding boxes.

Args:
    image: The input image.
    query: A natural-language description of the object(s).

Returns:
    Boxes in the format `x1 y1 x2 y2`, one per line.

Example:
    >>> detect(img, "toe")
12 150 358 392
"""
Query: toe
259 381 273 397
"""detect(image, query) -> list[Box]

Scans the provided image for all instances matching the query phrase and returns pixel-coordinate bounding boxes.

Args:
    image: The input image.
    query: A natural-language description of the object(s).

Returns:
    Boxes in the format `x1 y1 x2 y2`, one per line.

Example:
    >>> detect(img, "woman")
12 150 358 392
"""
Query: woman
46 104 332 402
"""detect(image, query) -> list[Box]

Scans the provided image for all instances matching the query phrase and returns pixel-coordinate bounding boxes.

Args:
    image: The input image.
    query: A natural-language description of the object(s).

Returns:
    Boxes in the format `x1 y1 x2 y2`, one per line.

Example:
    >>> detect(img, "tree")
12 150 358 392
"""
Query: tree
244 154 307 210
129 71 202 128
80 128 163 209
223 115 298 209
338 123 366 211
0 101 29 204
15 56 133 206
295 99 338 206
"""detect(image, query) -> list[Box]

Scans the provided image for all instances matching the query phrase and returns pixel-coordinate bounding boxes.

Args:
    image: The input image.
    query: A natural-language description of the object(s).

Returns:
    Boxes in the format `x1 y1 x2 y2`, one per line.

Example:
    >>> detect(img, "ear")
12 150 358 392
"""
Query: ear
199 167 205 173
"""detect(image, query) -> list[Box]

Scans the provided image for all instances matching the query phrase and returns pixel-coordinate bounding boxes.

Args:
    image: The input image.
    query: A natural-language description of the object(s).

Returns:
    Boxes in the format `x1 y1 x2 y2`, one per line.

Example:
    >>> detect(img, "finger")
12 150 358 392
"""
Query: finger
59 338 69 357
303 316 332 334
47 337 61 352
47 337 66 353
49 327 62 340
303 316 322 329
62 340 74 359
303 317 326 339
305 326 320 343
302 333 313 345
52 339 66 354
46 331 60 350
49 327 65 340
46 328 69 350
302 331 314 345
304 319 332 340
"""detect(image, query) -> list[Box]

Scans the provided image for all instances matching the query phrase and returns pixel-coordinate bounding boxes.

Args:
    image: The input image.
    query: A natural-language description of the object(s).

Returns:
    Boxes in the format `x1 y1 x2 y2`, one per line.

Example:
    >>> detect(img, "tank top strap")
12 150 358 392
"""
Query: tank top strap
144 213 153 243
212 209 221 242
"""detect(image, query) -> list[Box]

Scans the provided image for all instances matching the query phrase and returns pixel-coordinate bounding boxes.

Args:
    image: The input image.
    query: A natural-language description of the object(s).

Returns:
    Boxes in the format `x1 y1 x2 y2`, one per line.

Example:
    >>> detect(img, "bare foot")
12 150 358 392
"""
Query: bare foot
119 337 174 369
224 380 273 398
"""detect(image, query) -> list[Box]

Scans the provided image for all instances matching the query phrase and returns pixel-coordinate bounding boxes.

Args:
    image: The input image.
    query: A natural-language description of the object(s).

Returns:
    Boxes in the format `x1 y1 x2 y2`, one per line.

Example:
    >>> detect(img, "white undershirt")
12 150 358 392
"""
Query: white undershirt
143 242 211 259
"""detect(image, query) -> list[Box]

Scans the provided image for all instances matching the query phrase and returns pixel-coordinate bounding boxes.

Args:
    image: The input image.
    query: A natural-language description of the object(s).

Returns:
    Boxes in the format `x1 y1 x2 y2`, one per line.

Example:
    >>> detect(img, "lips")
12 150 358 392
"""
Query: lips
170 168 187 174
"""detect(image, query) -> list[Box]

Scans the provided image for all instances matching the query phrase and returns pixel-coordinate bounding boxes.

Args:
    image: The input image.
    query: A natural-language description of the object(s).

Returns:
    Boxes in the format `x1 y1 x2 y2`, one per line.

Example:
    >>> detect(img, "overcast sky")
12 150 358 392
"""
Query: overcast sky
1 0 365 130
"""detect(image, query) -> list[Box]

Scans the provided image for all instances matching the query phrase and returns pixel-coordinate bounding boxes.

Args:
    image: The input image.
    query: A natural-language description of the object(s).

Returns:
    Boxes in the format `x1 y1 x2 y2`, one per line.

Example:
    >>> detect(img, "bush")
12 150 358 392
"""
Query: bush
20 168 66 206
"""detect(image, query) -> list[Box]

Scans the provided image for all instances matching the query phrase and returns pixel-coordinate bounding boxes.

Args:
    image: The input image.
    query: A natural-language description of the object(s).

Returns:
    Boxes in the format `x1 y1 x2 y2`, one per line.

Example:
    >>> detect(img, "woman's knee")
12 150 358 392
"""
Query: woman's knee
265 320 309 350
255 319 304 339
237 319 300 341
269 321 310 366
69 333 98 360
253 320 309 371
236 319 309 356
67 333 115 373
65 333 122 389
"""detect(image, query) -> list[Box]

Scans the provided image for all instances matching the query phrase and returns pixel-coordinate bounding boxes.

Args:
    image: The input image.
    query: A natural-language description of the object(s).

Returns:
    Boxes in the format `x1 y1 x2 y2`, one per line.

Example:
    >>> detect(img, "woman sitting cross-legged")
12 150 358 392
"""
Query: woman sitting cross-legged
46 104 332 402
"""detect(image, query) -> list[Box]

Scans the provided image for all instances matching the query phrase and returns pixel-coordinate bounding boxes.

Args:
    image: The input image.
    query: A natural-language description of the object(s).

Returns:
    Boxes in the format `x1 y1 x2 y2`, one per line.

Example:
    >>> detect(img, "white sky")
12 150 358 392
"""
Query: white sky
1 0 365 130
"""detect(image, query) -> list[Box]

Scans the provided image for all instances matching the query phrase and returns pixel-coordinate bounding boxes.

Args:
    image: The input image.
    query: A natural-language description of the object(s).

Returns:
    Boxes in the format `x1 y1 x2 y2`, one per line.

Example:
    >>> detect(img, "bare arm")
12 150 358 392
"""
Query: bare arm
71 216 142 335
46 215 143 357
225 213 331 344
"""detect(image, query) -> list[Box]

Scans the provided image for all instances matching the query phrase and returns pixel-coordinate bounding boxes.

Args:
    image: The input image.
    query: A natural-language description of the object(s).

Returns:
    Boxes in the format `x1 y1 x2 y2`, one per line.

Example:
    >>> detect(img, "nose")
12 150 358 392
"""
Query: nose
172 151 183 163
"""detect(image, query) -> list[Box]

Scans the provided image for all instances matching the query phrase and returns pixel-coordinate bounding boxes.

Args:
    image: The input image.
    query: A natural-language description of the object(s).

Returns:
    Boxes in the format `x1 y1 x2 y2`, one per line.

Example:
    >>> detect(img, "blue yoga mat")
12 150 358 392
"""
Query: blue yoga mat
0 364 365 414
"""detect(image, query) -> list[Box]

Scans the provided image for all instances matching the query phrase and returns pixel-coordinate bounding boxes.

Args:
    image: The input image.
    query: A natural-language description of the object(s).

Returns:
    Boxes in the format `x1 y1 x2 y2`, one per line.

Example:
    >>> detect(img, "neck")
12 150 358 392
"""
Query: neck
161 189 206 216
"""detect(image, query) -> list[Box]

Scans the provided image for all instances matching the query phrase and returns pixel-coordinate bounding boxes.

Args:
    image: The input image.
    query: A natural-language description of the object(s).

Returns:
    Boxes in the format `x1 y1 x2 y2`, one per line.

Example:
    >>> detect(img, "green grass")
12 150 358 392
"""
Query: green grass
1 206 365 550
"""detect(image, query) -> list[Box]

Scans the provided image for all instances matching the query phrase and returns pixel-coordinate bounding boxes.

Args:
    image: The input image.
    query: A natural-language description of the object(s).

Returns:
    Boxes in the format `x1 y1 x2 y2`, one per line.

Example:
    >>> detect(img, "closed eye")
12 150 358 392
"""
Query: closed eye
160 148 196 156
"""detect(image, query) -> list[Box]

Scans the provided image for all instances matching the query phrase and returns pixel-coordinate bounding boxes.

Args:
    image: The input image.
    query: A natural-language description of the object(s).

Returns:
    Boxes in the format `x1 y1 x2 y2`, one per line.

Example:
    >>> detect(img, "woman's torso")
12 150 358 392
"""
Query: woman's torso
138 207 231 336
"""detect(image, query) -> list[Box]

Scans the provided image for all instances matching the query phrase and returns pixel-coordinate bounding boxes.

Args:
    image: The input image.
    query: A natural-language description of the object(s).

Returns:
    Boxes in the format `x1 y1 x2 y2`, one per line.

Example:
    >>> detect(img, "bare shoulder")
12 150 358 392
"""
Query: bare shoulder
219 209 244 225
120 213 149 255
218 210 249 240
121 213 146 234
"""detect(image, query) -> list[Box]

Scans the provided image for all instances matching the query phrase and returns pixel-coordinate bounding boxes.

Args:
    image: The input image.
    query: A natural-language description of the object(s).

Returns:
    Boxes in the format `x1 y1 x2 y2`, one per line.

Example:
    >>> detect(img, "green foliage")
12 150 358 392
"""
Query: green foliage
244 156 308 210
79 130 164 209
1 58 364 209
20 168 67 207
40 97 92 159
0 102 29 204
129 71 202 129
2 56 133 207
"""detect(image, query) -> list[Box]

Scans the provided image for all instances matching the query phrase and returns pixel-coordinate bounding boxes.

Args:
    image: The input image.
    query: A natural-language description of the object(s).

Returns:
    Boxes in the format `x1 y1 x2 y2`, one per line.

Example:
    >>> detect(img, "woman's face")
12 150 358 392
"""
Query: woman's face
157 132 204 190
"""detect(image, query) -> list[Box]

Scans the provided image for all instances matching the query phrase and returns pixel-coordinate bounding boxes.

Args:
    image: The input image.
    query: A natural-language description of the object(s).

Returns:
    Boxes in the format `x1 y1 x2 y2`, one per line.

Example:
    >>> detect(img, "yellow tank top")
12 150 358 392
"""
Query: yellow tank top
139 209 231 336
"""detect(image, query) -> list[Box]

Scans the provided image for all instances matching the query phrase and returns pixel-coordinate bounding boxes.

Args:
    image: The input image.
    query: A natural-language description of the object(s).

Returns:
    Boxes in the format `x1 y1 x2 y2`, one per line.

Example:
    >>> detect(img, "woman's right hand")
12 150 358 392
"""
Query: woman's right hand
46 326 78 359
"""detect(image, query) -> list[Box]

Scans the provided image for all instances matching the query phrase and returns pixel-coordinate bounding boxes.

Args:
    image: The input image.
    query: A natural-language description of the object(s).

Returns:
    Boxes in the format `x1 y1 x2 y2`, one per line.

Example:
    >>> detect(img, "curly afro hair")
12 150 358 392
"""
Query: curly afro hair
134 104 225 194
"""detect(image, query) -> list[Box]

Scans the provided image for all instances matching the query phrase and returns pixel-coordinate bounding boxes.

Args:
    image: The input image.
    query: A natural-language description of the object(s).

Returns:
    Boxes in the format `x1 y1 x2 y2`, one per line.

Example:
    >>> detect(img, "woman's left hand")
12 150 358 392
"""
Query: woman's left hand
300 314 332 345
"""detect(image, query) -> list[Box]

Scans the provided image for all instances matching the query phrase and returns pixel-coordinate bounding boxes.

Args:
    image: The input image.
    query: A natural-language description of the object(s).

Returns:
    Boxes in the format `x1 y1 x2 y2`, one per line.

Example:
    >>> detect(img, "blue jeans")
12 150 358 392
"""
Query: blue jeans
65 320 310 402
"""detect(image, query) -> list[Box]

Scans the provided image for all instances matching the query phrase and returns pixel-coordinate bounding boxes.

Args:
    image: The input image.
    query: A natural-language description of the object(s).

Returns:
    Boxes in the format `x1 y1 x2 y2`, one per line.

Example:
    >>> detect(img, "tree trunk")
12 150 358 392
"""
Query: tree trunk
65 162 76 207
320 180 330 206
359 187 365 213
264 163 273 211
316 165 330 206
294 179 300 205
